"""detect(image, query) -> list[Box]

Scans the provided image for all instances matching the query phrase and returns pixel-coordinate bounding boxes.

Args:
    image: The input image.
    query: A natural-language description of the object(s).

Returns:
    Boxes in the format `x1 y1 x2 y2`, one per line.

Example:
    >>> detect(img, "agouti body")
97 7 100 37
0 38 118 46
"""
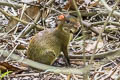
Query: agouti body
27 15 80 65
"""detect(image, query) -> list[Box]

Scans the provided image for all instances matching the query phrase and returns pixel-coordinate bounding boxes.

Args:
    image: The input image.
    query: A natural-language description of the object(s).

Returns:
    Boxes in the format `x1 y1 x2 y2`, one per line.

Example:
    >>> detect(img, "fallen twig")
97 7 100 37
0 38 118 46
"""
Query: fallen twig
69 48 120 59
0 1 22 9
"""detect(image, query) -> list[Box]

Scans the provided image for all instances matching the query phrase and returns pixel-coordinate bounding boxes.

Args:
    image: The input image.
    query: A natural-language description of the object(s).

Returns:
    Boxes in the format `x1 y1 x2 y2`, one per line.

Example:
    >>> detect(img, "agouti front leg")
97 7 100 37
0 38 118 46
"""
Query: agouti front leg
62 46 71 66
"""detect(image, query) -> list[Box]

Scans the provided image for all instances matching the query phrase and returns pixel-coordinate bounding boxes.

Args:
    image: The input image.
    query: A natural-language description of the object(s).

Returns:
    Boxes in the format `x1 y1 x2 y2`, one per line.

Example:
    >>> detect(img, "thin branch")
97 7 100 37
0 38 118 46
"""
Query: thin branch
0 1 22 9
100 0 120 17
71 0 88 79
91 21 120 27
4 43 19 61
71 0 86 65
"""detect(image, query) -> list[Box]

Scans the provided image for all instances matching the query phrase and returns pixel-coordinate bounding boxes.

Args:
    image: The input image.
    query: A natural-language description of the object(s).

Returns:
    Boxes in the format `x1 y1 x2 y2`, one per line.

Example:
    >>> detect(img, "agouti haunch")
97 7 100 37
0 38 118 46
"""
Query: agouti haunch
27 14 80 66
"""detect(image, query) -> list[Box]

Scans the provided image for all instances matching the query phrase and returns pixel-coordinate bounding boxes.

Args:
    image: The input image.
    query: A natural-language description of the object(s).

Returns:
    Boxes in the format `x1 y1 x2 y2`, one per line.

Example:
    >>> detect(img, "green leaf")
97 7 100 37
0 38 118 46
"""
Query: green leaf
0 71 12 79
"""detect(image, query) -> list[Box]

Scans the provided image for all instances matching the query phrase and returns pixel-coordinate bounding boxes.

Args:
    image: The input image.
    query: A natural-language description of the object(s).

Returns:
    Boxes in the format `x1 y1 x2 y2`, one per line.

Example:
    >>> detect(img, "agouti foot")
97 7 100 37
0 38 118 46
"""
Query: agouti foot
66 62 71 67
65 59 71 67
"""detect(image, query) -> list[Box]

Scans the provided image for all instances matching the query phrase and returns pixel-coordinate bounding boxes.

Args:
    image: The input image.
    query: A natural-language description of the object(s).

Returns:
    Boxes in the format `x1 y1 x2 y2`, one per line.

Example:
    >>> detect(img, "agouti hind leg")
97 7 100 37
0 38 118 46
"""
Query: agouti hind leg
43 50 56 65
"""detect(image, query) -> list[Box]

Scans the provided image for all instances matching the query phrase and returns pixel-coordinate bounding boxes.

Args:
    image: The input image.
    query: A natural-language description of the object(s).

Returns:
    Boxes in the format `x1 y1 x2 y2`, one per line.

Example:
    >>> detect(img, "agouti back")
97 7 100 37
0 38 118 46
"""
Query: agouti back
27 14 80 65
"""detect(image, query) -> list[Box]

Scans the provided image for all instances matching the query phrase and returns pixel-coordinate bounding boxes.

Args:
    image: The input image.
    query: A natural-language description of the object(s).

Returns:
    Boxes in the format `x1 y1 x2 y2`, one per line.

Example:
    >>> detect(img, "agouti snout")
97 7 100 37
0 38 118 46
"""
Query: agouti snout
27 14 80 66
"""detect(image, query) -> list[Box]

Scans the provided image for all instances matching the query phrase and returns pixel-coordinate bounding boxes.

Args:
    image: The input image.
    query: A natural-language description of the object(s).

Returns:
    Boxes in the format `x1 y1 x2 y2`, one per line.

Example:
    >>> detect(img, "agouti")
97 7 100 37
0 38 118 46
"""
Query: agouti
27 14 80 66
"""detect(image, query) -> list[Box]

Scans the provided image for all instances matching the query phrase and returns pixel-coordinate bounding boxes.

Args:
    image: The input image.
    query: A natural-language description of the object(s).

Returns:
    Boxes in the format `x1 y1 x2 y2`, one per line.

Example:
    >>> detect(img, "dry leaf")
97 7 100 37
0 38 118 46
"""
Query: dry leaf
7 6 40 31
0 62 21 72
64 0 84 10
16 44 26 50
85 39 104 52
87 0 99 8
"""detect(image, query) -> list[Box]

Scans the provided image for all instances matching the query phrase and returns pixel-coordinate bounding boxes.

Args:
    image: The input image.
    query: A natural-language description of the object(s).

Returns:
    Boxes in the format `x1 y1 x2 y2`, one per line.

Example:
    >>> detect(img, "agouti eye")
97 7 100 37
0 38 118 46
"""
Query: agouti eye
66 20 70 23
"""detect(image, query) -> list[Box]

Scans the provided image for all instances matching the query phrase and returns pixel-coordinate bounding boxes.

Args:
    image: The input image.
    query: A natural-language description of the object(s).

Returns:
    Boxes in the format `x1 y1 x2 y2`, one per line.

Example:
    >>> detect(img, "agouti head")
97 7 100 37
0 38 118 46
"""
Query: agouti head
57 14 80 34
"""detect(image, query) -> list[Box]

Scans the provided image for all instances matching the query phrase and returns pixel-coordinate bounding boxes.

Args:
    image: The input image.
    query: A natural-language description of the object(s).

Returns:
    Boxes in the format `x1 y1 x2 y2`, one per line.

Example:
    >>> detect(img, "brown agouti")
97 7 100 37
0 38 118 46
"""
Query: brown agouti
27 14 80 66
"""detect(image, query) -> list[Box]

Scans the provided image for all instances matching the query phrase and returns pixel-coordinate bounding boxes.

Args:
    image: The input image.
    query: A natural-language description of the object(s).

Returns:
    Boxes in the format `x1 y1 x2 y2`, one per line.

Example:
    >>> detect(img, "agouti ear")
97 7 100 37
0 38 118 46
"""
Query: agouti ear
58 14 65 21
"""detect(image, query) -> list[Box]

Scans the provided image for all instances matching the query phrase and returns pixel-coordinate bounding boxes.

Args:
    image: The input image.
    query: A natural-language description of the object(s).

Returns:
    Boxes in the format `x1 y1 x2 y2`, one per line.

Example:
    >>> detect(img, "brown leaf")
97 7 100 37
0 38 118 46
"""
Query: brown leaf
16 44 26 50
64 0 84 10
7 6 40 31
87 0 99 8
0 62 21 72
